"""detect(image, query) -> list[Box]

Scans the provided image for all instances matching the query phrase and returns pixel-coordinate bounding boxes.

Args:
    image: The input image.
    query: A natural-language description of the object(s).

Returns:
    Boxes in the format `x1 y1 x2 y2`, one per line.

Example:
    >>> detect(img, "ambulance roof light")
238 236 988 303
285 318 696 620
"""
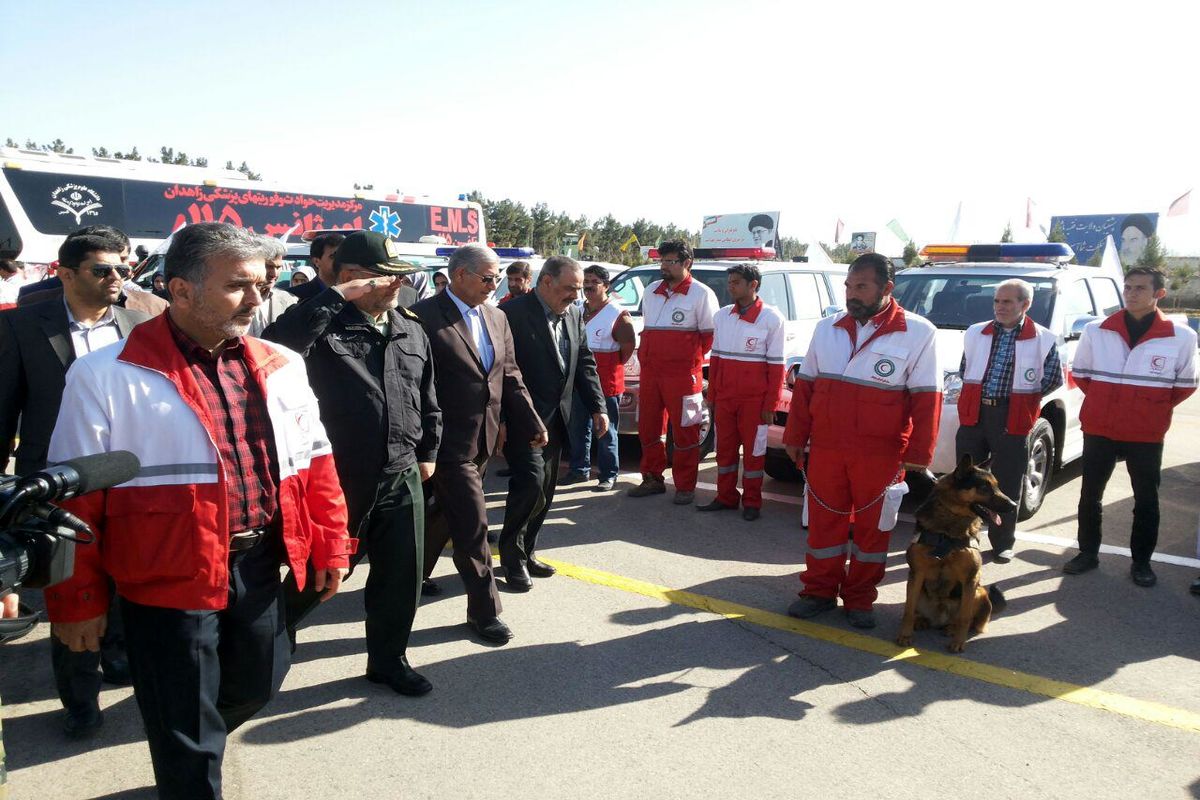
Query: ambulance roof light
435 246 535 259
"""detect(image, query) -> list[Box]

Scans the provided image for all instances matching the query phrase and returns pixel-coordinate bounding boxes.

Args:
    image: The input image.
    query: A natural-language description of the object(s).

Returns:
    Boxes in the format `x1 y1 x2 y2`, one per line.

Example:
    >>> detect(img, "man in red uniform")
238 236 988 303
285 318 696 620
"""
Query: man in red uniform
783 254 941 628
699 263 786 521
628 240 719 505
497 260 533 304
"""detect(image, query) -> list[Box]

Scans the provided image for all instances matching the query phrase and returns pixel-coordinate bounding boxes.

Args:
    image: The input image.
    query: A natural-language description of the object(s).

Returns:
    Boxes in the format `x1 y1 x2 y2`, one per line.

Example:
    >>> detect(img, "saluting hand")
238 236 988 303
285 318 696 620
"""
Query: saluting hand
335 276 402 302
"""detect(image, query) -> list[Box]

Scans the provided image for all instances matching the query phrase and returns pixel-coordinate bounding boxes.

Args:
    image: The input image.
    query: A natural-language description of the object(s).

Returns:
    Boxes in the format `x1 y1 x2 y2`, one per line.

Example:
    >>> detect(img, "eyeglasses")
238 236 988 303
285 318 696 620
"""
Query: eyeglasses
470 271 500 286
88 265 132 279
660 259 685 267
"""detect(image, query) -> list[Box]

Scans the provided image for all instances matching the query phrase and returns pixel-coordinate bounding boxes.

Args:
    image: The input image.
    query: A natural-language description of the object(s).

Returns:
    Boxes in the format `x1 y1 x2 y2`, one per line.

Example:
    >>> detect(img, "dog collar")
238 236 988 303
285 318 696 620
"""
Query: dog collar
916 526 976 559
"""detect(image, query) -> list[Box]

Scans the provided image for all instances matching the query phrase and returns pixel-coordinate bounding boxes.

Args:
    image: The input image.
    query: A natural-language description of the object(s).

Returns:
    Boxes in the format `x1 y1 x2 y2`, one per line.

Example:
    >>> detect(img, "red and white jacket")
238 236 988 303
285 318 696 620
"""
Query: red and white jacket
783 299 942 464
958 316 1059 436
708 298 786 414
44 314 353 622
586 298 631 397
638 275 718 376
1072 310 1198 443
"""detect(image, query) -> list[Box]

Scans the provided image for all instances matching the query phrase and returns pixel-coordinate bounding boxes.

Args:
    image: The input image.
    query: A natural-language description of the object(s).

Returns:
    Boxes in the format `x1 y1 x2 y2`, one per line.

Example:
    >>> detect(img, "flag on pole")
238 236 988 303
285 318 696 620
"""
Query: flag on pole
1025 197 1034 228
835 219 844 243
1168 189 1191 217
949 201 963 241
886 219 909 242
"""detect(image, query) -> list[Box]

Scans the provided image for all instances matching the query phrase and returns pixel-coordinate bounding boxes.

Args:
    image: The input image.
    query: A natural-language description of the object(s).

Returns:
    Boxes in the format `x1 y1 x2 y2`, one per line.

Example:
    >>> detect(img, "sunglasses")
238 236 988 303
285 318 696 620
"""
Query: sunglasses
88 265 132 280
471 271 500 286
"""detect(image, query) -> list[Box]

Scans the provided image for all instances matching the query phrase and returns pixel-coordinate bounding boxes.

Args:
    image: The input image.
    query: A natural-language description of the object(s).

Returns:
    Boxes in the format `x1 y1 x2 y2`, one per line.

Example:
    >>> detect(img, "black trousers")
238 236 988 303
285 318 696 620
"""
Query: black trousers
500 421 565 566
121 535 290 800
286 466 423 669
50 594 125 716
423 457 502 619
1077 433 1163 564
954 403 1027 552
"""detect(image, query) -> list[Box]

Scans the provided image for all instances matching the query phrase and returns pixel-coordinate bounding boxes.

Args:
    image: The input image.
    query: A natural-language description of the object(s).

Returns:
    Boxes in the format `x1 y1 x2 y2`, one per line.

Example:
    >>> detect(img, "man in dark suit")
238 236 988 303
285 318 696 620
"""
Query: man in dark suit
0 226 148 738
411 244 545 643
286 231 345 302
499 257 606 590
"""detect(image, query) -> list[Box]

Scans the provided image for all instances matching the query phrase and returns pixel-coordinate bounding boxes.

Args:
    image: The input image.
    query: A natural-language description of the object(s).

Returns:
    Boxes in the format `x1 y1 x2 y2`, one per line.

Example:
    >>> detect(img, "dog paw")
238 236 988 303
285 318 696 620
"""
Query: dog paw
948 640 966 653
895 633 912 647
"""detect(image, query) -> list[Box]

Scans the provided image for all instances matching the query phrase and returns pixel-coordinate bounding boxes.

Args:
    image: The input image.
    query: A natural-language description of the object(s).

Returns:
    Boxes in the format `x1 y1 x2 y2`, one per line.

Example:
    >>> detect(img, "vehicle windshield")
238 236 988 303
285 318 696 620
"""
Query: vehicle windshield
892 273 1055 329
610 267 732 314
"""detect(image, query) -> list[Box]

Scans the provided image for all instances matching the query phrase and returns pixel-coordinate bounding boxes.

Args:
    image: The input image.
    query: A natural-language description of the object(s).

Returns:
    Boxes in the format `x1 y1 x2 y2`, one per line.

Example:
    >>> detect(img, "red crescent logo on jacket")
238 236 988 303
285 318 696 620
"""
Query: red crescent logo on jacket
744 337 758 351
1150 355 1167 373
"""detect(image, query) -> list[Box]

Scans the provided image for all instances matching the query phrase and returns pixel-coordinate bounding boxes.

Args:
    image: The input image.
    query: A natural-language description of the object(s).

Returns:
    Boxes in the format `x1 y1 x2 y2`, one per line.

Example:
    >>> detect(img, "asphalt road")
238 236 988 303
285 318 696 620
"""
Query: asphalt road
3 394 1199 799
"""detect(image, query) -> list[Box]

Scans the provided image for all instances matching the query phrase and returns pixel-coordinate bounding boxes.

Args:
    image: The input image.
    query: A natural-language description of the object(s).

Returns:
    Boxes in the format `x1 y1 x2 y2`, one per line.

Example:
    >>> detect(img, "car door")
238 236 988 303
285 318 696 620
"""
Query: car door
1058 277 1098 459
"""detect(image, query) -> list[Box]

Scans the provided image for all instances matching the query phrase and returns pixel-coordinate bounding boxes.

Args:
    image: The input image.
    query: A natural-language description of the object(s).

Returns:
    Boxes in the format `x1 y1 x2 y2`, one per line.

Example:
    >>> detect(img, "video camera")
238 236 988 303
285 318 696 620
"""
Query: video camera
0 451 139 643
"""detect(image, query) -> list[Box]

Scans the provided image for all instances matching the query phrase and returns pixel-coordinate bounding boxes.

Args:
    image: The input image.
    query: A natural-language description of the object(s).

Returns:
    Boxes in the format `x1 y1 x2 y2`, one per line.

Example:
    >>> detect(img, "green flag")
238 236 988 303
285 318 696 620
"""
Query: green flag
887 219 909 242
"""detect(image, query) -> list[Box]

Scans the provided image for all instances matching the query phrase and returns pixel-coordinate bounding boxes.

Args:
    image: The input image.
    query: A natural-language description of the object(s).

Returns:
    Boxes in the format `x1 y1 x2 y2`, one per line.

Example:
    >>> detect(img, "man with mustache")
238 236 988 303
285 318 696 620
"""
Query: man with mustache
783 253 941 629
628 240 719 505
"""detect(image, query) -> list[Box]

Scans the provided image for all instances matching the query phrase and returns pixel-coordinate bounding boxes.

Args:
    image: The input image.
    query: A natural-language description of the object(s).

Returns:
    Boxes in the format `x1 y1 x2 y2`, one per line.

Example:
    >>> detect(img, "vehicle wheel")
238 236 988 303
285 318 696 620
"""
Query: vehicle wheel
764 452 803 482
1018 418 1055 520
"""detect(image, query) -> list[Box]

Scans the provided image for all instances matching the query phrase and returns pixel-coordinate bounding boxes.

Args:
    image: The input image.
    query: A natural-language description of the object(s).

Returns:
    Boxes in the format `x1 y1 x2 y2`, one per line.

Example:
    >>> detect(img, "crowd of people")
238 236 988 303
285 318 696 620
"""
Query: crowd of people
1 222 1197 798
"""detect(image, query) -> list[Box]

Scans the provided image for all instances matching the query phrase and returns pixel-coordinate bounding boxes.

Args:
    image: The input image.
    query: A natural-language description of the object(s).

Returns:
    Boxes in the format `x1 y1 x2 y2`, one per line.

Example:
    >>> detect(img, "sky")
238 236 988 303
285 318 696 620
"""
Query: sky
4 0 1200 254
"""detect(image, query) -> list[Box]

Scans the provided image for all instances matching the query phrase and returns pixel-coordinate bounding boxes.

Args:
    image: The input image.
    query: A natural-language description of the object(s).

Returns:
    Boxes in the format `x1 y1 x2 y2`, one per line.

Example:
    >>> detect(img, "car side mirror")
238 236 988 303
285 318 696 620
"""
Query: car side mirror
1066 315 1100 341
822 305 843 318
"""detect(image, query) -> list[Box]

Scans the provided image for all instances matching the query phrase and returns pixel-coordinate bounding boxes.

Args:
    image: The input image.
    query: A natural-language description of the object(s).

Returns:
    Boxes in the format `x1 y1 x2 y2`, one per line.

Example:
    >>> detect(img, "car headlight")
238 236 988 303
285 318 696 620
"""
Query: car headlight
943 371 962 404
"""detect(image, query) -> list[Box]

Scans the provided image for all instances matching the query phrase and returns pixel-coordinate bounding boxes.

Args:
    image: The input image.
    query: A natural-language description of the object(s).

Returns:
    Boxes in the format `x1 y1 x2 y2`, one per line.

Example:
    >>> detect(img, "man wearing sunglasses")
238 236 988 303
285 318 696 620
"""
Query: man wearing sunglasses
0 226 149 740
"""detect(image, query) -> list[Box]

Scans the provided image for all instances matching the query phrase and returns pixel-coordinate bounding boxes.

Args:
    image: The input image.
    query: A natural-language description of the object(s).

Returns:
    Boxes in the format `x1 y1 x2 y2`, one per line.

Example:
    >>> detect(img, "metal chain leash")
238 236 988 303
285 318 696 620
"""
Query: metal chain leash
799 467 903 516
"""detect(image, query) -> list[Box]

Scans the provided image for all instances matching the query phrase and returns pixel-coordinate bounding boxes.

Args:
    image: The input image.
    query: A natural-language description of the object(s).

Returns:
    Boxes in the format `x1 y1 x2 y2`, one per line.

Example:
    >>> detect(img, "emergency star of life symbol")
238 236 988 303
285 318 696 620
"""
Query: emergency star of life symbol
369 205 402 237
671 310 686 324
50 183 103 224
873 358 896 377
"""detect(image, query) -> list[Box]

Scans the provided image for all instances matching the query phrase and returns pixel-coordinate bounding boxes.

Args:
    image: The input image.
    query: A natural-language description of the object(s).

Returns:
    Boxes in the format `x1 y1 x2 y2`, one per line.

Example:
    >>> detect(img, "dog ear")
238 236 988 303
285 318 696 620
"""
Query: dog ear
955 454 974 478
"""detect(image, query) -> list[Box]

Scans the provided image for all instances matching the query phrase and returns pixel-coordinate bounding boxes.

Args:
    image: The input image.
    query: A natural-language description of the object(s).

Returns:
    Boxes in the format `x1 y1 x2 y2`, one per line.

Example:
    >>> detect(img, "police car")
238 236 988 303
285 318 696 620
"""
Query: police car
888 241 1127 519
606 247 848 460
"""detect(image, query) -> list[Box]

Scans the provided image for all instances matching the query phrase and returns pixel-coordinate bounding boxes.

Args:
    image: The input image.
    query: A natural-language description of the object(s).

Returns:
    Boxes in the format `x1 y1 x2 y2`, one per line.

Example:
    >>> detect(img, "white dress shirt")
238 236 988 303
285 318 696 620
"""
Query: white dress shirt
64 298 122 357
446 288 495 371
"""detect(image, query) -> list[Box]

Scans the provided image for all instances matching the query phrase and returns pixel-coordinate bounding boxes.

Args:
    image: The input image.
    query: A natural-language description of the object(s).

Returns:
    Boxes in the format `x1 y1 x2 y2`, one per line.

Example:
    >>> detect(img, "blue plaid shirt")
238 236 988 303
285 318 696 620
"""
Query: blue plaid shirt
959 319 1063 398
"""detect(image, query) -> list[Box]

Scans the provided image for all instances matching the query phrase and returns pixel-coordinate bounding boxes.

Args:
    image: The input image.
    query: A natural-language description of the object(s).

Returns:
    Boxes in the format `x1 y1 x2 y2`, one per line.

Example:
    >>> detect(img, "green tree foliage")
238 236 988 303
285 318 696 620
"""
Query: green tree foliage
1001 222 1014 242
902 240 922 267
467 191 696 266
1047 221 1067 243
1136 234 1167 269
11 138 74 153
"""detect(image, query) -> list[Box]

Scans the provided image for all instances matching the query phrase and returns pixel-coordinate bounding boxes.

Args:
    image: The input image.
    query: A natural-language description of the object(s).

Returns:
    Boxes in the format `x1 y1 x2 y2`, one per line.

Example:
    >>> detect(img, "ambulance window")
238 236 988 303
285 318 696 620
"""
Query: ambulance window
610 271 650 313
1061 279 1096 332
759 273 790 318
1089 278 1121 315
787 272 824 319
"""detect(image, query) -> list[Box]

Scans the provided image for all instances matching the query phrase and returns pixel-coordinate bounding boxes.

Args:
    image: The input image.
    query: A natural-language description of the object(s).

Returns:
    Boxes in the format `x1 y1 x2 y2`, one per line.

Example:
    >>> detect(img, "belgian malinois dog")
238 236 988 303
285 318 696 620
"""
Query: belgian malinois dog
895 455 1017 653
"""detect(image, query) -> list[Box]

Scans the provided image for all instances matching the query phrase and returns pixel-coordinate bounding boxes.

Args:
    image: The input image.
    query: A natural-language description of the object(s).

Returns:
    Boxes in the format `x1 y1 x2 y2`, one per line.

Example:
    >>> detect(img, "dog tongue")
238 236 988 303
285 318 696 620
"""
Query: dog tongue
985 508 1002 526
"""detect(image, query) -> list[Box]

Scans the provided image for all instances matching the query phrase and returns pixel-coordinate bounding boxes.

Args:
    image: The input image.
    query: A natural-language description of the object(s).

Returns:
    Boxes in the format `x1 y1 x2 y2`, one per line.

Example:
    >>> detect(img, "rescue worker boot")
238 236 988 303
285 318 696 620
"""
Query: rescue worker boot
628 474 667 497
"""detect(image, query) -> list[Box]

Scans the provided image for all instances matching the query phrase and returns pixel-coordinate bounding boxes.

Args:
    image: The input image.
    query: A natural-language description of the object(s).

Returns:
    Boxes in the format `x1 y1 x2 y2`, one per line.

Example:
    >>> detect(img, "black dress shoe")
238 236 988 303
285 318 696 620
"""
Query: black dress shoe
742 506 760 521
63 707 104 740
421 579 443 596
527 557 556 578
1062 553 1100 575
101 657 132 686
366 657 433 696
697 499 737 512
503 562 532 592
467 616 513 643
1130 563 1157 587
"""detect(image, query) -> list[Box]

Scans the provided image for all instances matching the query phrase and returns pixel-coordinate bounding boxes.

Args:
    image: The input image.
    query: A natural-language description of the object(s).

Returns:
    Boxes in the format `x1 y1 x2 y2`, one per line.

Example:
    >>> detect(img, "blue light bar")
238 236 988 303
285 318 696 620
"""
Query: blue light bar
966 243 1074 263
435 246 536 259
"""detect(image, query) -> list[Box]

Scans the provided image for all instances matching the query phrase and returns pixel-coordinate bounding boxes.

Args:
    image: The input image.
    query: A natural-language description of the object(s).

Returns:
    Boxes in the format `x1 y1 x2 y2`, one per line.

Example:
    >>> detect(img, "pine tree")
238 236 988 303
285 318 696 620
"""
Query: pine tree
1136 234 1167 269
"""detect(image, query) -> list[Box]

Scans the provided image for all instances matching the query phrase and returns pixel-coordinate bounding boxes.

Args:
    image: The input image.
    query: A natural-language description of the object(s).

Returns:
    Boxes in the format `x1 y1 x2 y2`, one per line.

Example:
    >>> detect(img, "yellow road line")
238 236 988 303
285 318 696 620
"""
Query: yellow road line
538 557 1200 735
